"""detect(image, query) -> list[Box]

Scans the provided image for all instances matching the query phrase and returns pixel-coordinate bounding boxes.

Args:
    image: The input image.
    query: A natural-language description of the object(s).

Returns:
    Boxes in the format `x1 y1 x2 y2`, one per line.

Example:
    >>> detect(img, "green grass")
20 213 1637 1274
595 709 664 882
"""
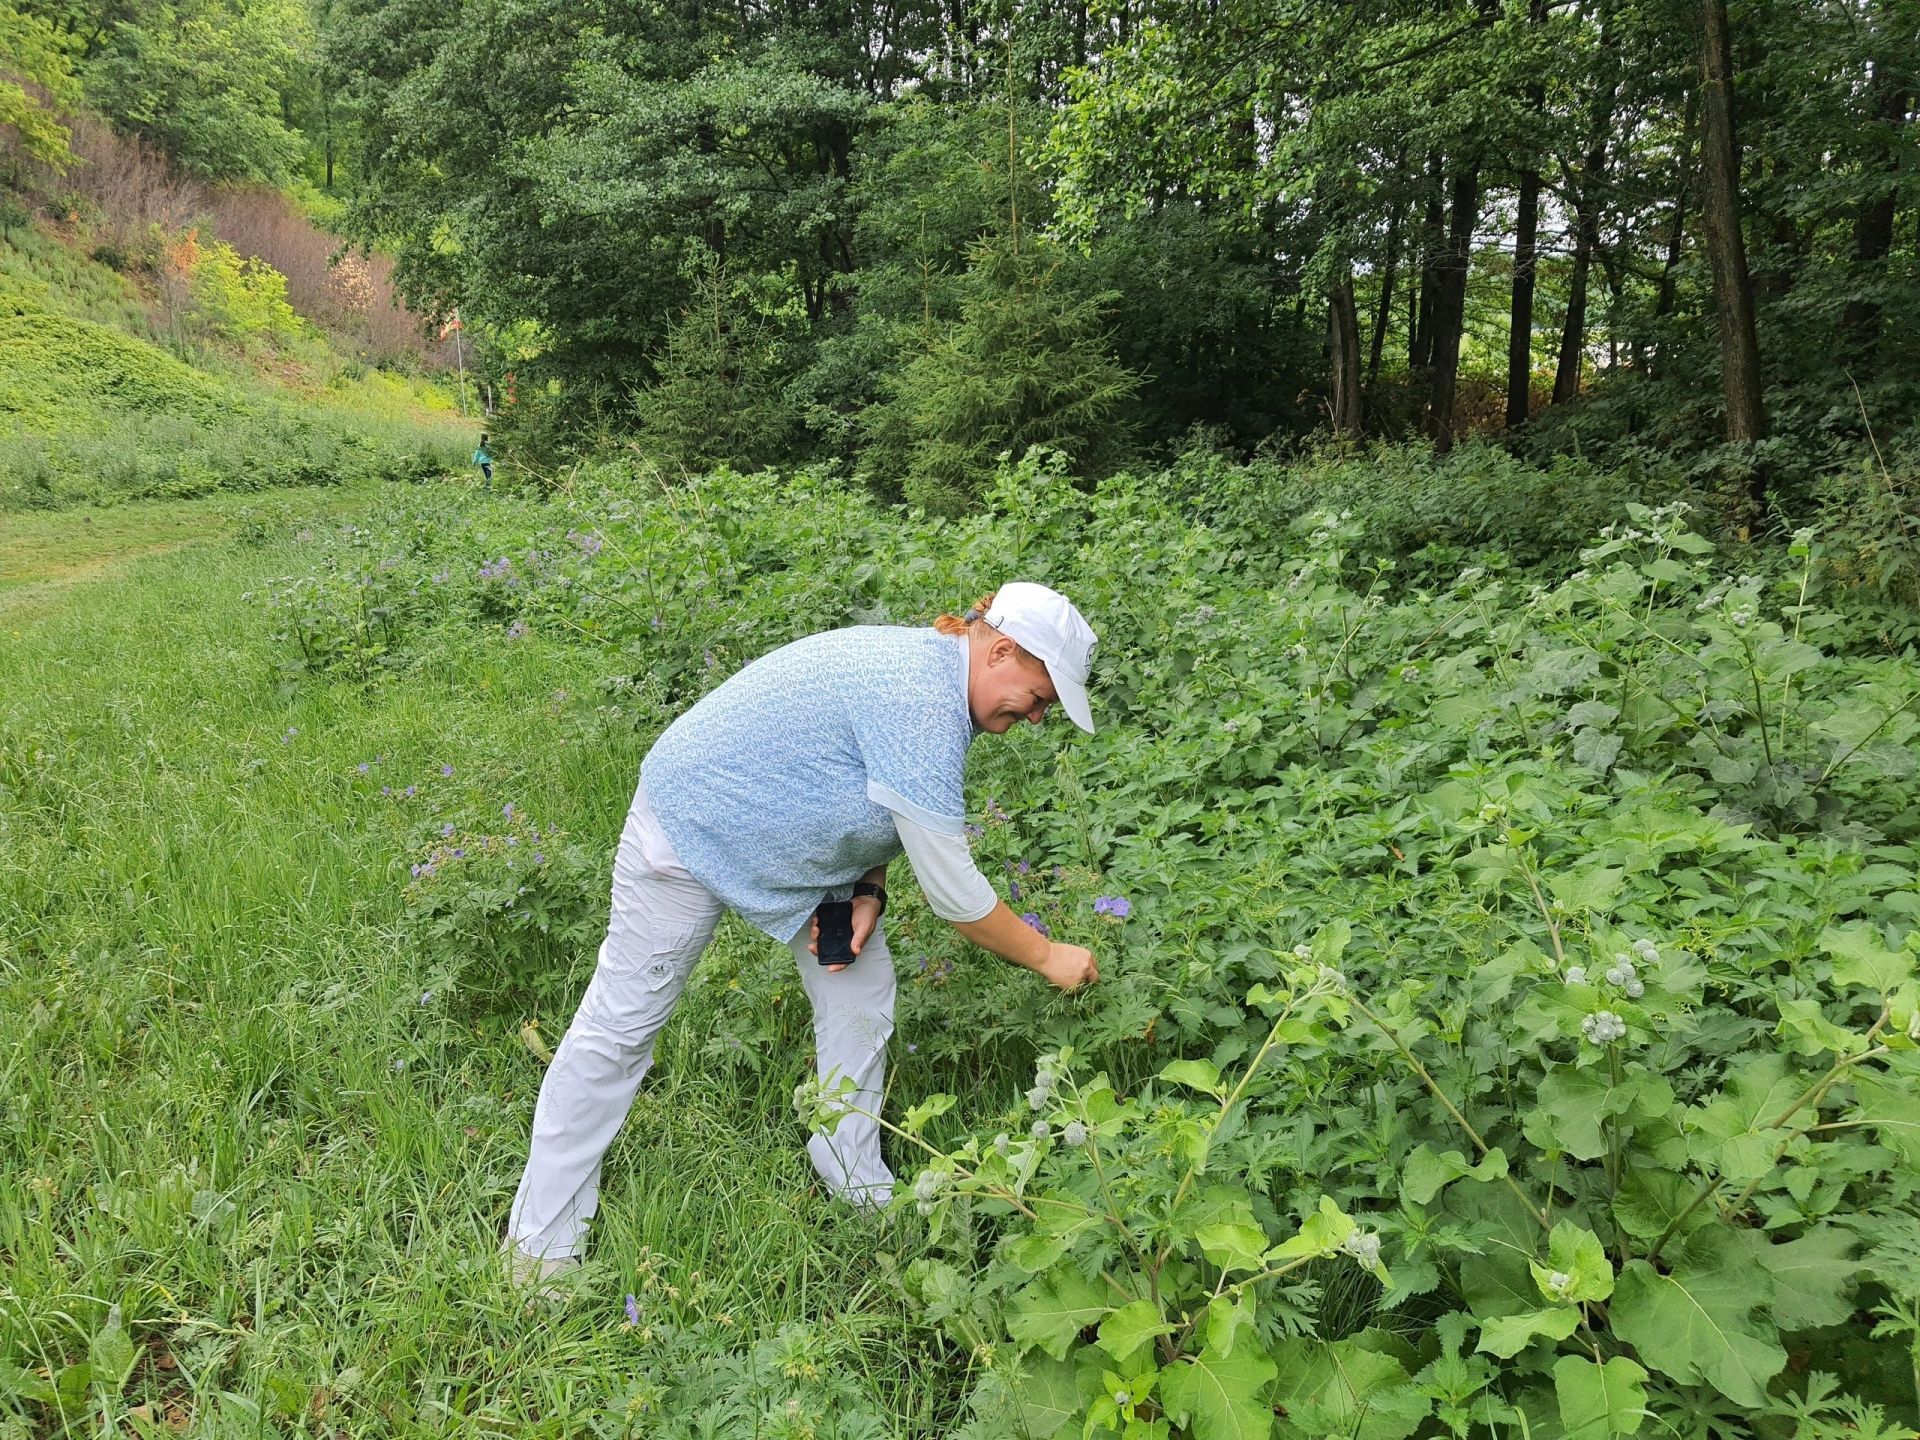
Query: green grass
0 488 961 1437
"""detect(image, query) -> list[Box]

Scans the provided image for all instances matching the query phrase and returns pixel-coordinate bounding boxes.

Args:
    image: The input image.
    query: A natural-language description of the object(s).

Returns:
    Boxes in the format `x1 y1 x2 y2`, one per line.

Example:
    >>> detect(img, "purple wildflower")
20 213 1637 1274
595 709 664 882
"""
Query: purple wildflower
505 619 529 641
624 1294 640 1326
357 762 371 775
451 848 465 859
404 785 417 798
442 822 456 837
1016 860 1031 875
432 571 449 584
441 764 455 777
916 957 929 973
503 803 515 820
1093 896 1132 919
964 822 985 839
532 852 546 865
1019 913 1051 936
1010 880 1022 901
382 786 393 797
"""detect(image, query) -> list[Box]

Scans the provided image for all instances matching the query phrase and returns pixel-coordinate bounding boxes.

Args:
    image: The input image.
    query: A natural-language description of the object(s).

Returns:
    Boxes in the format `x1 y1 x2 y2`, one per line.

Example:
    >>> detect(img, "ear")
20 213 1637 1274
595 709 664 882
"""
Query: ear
985 633 1020 668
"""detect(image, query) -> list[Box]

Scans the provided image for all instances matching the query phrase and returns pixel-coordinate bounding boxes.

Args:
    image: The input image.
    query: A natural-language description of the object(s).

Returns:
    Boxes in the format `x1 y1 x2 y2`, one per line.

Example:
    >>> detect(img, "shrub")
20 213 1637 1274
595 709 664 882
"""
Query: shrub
1814 446 1920 612
631 258 799 474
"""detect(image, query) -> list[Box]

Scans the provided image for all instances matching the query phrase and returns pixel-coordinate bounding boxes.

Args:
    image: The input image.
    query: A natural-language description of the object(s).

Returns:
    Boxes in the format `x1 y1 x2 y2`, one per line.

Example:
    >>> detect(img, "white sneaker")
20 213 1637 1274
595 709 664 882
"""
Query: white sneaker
501 1240 581 1303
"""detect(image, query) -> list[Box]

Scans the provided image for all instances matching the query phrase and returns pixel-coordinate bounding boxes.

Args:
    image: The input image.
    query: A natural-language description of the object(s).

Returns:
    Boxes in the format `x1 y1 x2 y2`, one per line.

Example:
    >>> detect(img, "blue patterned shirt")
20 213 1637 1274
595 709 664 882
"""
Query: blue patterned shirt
640 626 976 941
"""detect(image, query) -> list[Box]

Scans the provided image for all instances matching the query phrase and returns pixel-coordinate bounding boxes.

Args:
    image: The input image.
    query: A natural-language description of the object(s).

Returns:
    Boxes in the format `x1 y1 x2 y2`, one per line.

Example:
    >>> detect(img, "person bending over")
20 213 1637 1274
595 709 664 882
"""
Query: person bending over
504 582 1101 1291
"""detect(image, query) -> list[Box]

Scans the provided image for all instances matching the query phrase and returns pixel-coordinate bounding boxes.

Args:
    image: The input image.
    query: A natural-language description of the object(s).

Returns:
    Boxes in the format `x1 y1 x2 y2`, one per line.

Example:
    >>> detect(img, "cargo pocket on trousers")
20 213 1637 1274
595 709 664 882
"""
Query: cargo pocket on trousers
640 952 687 992
583 922 702 1038
597 921 701 998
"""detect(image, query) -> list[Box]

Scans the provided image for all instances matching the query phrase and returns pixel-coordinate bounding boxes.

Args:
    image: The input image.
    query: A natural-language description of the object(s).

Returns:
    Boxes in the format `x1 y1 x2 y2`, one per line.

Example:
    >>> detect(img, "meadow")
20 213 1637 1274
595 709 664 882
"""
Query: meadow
3 448 1919 1439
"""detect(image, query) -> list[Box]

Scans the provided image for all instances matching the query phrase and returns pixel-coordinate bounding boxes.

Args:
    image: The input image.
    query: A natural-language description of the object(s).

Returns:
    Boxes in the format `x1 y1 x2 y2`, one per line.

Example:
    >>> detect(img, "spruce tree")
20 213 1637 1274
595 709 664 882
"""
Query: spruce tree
884 235 1141 513
633 258 797 473
872 53 1141 514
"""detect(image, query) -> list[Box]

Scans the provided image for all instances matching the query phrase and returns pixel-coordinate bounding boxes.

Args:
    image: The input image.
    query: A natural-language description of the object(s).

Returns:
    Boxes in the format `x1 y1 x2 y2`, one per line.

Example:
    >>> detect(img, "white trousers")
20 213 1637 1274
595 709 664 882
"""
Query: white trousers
506 782 897 1260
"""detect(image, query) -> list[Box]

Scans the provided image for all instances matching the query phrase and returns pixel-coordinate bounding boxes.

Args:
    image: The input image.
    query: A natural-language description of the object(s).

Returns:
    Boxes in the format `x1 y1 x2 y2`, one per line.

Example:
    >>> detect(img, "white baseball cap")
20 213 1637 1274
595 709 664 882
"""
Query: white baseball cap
982 582 1098 733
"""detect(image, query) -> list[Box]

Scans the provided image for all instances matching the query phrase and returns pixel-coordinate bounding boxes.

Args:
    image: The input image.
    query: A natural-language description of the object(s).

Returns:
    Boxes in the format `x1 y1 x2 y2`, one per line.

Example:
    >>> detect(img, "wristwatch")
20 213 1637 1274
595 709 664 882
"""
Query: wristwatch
851 882 888 917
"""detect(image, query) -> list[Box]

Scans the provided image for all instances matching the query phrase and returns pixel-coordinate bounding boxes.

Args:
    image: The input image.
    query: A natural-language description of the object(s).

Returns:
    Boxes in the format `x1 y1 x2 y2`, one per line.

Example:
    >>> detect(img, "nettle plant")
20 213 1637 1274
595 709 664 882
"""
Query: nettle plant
792 501 1920 1437
263 553 423 684
267 463 1920 1431
798 906 1916 1439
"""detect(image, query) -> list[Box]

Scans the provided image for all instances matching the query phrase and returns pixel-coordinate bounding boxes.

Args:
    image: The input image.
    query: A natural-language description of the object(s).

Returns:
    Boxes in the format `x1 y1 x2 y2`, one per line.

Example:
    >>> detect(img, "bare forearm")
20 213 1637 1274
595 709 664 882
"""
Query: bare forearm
952 900 1049 971
861 862 889 888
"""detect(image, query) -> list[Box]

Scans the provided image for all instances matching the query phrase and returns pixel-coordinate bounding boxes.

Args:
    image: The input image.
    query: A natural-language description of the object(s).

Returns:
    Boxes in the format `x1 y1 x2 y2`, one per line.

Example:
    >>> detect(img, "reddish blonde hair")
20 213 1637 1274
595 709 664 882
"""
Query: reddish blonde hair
934 590 998 636
936 590 1042 667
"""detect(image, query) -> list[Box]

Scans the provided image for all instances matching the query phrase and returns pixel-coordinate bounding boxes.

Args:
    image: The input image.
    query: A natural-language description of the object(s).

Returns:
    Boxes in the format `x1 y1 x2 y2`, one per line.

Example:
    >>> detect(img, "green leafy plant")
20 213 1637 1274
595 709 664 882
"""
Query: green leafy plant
402 806 603 1015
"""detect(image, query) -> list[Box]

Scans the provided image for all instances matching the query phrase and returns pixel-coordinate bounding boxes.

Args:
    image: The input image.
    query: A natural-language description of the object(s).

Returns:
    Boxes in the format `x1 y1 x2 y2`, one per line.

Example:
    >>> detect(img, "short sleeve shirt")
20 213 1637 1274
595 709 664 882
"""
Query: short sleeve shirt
640 626 975 941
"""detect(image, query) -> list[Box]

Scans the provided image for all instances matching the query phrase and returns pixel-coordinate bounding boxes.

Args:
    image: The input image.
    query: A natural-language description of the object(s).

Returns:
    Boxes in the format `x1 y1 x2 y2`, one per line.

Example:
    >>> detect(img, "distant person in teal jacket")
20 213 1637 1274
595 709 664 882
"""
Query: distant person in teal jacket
474 434 494 485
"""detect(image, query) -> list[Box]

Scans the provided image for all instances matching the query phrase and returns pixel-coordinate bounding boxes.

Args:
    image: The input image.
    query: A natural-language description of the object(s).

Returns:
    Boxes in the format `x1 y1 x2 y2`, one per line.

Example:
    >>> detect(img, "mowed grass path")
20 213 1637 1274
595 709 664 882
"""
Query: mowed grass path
0 487 951 1437
1 495 282 625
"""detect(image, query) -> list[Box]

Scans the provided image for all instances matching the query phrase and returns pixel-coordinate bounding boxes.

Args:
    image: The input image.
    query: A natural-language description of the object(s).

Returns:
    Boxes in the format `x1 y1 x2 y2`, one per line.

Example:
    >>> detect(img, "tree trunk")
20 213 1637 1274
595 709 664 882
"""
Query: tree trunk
1553 235 1593 404
1652 88 1698 378
1840 61 1910 363
1597 243 1629 375
1329 270 1364 434
1700 0 1768 475
1410 152 1445 372
1507 167 1540 428
1506 0 1547 431
1425 161 1480 452
1552 8 1619 407
1753 160 1802 301
1368 199 1403 389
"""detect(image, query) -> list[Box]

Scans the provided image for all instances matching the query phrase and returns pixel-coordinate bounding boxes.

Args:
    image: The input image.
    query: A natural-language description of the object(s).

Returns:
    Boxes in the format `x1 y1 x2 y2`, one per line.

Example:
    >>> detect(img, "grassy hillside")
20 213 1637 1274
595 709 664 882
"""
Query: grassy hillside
0 221 471 510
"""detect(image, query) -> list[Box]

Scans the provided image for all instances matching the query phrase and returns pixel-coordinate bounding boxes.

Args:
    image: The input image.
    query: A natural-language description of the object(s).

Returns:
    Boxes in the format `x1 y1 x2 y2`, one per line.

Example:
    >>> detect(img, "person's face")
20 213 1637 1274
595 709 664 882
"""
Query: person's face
970 632 1058 733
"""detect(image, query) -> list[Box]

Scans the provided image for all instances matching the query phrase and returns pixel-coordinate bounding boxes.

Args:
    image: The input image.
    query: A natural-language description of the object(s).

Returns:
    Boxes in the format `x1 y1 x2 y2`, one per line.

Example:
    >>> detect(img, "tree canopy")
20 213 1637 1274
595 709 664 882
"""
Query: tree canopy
2 0 1914 512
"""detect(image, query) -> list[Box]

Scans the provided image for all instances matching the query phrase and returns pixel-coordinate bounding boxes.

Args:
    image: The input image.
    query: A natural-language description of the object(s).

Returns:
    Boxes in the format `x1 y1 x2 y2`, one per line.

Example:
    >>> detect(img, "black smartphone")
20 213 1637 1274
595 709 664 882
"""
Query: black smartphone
815 899 856 967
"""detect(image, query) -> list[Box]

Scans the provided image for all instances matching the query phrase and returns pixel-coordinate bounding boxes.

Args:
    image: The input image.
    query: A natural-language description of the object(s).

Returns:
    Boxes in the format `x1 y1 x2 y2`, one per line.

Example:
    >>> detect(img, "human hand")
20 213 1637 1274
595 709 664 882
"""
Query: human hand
808 896 884 973
1036 942 1099 991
